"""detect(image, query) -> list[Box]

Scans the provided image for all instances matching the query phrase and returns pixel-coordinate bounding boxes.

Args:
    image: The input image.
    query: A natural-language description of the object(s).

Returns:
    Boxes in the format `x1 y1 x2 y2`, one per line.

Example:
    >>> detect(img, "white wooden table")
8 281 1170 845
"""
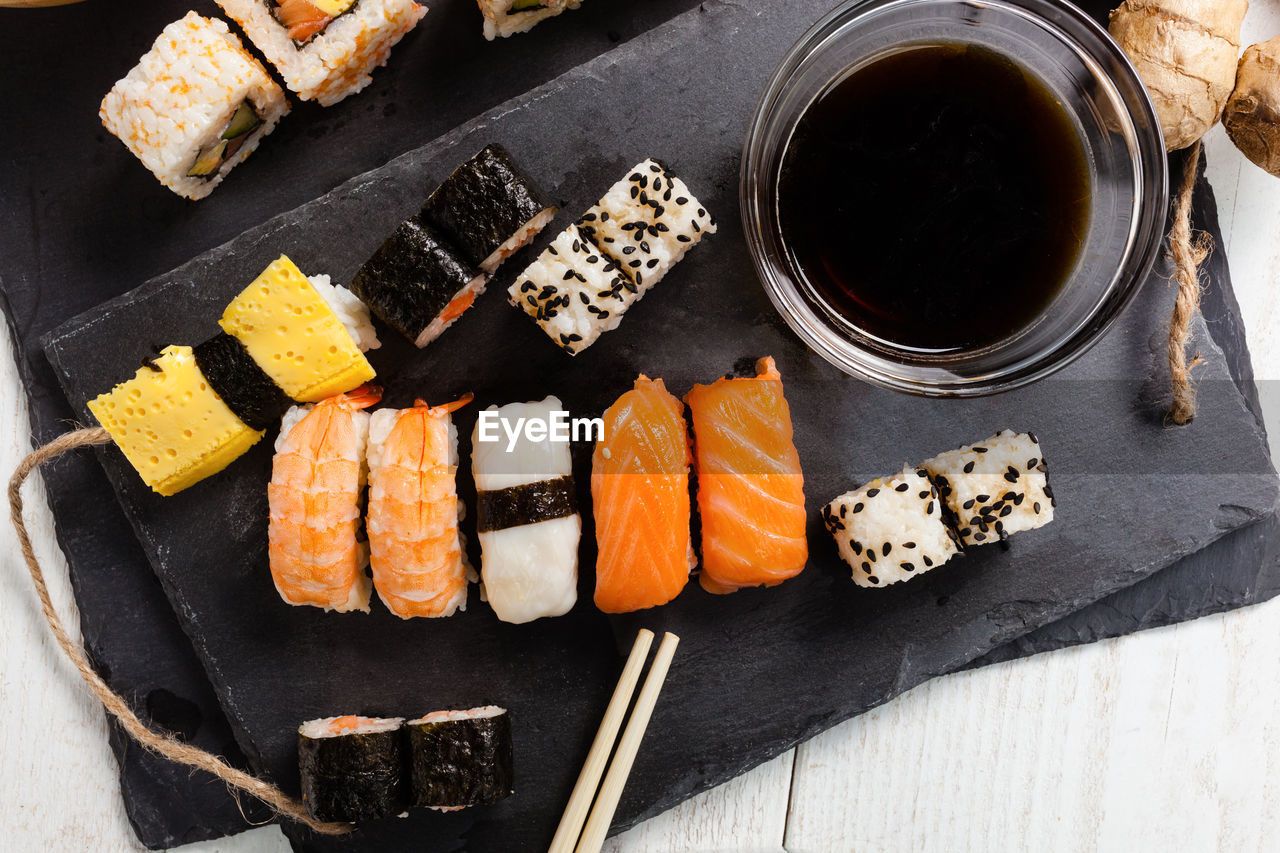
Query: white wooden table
6 8 1280 850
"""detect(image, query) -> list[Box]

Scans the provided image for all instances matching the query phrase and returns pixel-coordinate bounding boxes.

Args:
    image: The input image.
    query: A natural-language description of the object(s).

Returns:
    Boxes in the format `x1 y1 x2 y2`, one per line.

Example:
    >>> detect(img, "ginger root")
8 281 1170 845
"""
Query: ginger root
1224 35 1280 176
1109 0 1248 151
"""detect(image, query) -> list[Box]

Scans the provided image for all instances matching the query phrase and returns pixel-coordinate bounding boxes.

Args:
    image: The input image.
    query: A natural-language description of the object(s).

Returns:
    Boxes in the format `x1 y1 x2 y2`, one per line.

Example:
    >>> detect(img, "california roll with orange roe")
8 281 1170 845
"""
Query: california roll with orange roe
217 0 426 106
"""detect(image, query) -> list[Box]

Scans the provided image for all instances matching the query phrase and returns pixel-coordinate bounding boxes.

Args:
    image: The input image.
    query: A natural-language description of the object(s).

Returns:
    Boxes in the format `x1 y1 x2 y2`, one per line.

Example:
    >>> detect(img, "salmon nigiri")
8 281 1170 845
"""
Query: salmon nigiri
268 385 381 612
367 395 475 619
685 357 807 593
591 376 694 613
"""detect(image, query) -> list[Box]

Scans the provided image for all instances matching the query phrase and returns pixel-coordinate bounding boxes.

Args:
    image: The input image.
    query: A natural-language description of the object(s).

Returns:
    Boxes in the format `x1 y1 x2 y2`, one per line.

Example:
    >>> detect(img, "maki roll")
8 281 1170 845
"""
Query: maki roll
220 256 378 403
507 224 637 355
823 465 962 588
349 217 489 348
476 0 583 40
419 144 558 273
406 706 513 809
298 715 407 823
99 12 289 200
193 333 293 432
87 345 264 496
510 158 715 353
216 0 426 106
922 431 1056 546
470 396 580 623
577 159 716 291
367 396 476 618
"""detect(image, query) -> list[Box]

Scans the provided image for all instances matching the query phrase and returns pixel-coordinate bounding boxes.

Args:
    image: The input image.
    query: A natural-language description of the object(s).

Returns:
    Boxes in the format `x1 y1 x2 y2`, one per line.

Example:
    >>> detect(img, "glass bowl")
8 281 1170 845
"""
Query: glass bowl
740 0 1168 396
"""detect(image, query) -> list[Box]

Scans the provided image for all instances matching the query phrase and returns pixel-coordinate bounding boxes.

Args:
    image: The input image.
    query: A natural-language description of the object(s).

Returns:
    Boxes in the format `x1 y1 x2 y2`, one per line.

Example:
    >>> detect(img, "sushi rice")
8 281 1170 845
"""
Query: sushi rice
307 274 381 352
217 0 427 106
477 0 583 40
99 12 289 200
823 465 962 588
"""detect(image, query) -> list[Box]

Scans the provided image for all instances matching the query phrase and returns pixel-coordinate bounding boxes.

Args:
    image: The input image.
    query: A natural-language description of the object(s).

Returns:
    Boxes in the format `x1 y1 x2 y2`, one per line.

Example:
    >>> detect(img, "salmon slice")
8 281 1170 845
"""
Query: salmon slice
591 376 694 613
685 357 807 593
275 0 333 42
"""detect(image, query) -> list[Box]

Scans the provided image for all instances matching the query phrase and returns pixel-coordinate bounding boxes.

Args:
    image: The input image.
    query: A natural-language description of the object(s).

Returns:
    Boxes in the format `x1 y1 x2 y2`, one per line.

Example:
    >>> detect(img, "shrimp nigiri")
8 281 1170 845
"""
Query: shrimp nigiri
268 385 381 612
367 395 475 619
685 357 807 593
591 376 694 612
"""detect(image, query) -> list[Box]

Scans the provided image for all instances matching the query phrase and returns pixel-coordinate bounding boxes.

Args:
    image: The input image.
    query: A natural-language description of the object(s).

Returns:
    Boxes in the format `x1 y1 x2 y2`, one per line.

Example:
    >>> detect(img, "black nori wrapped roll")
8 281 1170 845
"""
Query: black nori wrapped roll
298 717 408 823
475 476 577 532
407 707 513 808
419 144 556 272
193 332 292 431
349 217 486 347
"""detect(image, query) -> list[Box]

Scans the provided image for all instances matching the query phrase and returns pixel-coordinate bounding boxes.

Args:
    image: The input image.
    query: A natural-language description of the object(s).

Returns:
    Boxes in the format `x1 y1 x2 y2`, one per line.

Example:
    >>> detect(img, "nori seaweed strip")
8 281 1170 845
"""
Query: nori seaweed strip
193 332 292 430
407 711 513 808
419 144 554 270
476 476 577 532
298 726 408 823
349 217 483 342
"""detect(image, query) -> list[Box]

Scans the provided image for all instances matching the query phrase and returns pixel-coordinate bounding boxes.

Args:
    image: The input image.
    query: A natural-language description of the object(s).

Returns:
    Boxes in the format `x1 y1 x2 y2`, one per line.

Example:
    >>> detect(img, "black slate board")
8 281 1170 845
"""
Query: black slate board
39 1 1280 851
3 0 1278 850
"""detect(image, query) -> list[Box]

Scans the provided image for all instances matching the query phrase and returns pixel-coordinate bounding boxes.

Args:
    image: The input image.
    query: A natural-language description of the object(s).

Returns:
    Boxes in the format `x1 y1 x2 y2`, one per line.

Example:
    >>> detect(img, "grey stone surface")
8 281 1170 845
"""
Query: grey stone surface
39 3 1280 852
3 0 1279 849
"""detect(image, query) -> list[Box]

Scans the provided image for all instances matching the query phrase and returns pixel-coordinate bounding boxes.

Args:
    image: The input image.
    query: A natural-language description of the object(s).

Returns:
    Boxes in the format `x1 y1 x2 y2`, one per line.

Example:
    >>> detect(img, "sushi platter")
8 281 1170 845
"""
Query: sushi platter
5 0 1280 849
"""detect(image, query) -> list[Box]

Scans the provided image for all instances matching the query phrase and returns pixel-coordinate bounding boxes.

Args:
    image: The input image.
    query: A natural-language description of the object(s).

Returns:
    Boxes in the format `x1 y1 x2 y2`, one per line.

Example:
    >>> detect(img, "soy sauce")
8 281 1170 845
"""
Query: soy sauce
778 43 1090 352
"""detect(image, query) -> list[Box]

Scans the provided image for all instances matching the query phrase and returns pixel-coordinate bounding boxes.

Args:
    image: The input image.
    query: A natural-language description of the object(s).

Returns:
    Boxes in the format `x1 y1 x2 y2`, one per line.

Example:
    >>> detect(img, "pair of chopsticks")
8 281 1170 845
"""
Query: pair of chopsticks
549 629 680 853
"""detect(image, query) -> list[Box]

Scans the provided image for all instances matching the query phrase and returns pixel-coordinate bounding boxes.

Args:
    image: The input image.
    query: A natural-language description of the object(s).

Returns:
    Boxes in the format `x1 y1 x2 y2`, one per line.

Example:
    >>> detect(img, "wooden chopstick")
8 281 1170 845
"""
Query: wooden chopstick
548 628 655 853
573 631 680 853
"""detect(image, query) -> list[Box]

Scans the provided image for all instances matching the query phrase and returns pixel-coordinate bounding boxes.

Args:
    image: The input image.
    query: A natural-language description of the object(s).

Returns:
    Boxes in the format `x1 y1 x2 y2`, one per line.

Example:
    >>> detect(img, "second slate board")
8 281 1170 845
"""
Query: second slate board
39 6 1280 853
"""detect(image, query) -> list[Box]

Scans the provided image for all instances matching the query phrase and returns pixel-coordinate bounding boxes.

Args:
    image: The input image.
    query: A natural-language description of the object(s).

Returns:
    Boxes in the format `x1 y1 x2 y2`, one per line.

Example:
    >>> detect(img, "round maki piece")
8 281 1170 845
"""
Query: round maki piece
298 715 407 823
349 216 488 348
193 332 293 431
407 706 513 809
419 144 557 273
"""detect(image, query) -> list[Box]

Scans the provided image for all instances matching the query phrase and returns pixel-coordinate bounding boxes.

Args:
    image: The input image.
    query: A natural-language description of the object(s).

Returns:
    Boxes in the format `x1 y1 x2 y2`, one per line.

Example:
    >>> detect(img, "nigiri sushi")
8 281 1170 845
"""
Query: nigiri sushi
268 386 381 612
685 357 807 593
591 376 694 612
470 396 580 623
367 395 475 619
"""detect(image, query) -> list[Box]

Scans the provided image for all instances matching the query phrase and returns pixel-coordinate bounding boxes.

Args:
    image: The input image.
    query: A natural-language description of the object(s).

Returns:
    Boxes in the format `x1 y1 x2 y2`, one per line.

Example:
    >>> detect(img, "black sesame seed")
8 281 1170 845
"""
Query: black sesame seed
1027 458 1038 470
868 550 877 563
904 541 916 548
882 542 892 556
963 461 975 474
999 506 1012 517
923 556 934 567
676 196 689 205
1004 472 1019 483
962 499 975 510
973 532 987 541
976 494 990 503
677 234 691 243
926 501 934 514
852 502 863 513
919 490 931 499
1033 501 1041 514
867 576 879 585
973 446 988 453
900 562 914 572
866 488 880 497
862 562 871 573
895 483 909 492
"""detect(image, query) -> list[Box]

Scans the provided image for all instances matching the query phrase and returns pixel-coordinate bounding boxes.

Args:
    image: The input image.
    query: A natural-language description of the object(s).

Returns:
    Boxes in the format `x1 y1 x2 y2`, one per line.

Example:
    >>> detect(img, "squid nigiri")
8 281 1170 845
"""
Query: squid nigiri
367 395 475 619
470 396 580 624
685 357 807 593
267 385 381 612
591 376 694 612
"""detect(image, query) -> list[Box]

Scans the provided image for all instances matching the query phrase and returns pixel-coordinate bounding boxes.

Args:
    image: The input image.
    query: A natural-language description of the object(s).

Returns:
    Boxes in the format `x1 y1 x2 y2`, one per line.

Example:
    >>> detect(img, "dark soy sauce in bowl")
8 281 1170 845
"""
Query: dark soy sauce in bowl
778 43 1091 353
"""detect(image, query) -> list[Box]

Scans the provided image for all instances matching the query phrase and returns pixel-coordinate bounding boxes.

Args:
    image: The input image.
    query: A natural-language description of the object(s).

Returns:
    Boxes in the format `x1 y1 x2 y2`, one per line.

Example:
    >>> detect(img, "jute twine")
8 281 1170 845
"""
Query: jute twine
1166 139 1214 426
7 425 351 836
